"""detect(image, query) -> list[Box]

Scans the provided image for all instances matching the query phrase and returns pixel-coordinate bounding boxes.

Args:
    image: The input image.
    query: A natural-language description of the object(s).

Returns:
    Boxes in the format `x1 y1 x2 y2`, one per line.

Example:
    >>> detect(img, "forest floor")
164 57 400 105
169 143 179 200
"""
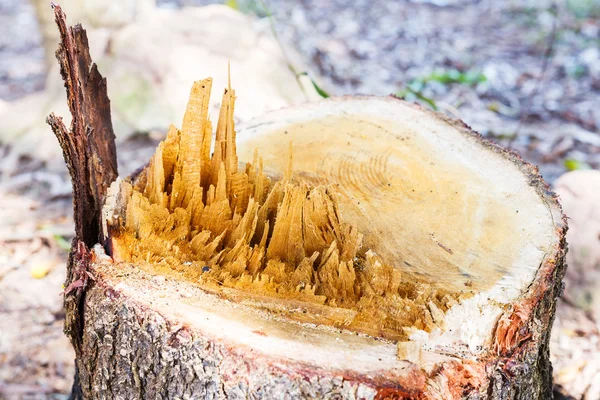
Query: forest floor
0 0 599 398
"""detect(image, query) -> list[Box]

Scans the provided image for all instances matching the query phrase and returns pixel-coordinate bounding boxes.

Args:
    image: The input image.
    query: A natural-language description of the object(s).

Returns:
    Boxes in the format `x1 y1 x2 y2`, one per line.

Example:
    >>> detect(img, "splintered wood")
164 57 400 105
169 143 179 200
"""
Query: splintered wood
110 78 462 340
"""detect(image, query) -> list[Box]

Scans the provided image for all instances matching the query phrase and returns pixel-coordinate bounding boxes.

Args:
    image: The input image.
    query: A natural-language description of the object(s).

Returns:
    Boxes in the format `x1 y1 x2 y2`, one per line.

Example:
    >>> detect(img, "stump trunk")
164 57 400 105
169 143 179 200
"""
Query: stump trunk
48 6 567 399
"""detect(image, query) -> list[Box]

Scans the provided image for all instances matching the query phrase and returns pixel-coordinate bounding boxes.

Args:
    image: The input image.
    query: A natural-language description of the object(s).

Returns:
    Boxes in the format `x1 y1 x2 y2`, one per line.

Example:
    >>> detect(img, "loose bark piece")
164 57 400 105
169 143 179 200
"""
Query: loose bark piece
49 6 567 399
46 4 118 399
46 4 118 248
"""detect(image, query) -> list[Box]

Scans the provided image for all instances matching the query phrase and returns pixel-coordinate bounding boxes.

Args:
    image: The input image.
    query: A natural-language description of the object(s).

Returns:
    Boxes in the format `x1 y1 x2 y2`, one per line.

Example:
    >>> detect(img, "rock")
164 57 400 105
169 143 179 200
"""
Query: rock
33 0 156 66
554 169 600 316
551 169 600 399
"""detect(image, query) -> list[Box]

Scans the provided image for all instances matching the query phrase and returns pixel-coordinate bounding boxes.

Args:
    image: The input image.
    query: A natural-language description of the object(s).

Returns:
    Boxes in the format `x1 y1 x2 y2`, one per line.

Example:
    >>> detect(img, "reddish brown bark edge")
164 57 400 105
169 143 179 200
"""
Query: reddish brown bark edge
46 4 118 399
416 101 568 399
46 3 118 247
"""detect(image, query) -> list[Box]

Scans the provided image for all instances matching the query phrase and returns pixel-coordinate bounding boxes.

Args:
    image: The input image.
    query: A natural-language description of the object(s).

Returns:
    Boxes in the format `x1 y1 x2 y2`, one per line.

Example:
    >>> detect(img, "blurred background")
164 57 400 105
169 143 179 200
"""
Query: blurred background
0 0 599 398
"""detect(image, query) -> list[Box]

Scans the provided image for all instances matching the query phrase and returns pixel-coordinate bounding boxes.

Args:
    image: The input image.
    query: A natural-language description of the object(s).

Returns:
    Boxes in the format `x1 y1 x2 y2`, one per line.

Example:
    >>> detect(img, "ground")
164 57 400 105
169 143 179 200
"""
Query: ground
0 0 599 398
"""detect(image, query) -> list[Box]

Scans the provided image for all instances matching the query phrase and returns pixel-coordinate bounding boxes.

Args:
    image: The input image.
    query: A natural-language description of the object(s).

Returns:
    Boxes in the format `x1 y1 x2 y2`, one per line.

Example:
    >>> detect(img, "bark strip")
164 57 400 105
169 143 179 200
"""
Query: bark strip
46 4 118 398
46 3 118 248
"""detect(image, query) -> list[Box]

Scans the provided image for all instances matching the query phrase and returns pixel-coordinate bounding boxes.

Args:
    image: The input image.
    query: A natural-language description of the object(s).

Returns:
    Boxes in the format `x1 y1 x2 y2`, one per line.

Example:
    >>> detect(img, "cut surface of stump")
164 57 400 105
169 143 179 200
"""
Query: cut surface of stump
105 78 470 343
48 7 567 398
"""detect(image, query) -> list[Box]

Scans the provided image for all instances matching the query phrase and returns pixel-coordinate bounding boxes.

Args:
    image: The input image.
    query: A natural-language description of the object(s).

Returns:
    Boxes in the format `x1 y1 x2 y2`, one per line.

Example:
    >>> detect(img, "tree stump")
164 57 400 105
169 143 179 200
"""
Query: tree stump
48 5 567 399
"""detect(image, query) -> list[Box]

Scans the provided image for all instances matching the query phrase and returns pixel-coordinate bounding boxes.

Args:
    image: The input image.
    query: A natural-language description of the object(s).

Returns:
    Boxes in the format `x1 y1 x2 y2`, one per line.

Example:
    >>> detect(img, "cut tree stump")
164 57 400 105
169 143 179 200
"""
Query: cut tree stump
48 5 567 399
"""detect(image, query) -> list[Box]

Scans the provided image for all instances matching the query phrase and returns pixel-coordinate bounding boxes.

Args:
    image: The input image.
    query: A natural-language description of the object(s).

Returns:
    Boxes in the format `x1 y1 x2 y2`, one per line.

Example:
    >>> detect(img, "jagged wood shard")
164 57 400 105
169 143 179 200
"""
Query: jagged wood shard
106 81 464 341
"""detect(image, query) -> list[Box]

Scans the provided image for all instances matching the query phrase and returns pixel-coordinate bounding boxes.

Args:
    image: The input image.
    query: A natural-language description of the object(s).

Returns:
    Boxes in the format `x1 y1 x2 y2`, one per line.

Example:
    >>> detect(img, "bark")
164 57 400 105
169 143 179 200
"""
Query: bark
46 4 117 249
46 4 118 398
47 5 567 399
77 263 386 399
71 238 566 400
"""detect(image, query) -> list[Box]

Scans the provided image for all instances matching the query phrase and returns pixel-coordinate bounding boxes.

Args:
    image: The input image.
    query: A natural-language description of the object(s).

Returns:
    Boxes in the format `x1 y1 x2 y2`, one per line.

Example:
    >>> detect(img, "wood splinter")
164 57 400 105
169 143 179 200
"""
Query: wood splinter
105 78 464 342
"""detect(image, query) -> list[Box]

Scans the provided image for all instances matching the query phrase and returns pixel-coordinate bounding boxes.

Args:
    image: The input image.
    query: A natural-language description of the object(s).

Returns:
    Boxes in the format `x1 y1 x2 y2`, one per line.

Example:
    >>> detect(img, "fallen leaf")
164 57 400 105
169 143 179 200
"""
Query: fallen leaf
30 261 55 279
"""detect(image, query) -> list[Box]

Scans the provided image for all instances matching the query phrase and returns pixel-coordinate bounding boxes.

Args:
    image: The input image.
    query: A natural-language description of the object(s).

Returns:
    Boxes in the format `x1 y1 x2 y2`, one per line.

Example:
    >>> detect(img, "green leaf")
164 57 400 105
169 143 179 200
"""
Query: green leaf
412 91 438 110
225 0 239 10
310 79 330 98
564 158 592 171
53 234 72 252
424 69 486 86
297 72 330 98
396 84 438 111
39 225 72 252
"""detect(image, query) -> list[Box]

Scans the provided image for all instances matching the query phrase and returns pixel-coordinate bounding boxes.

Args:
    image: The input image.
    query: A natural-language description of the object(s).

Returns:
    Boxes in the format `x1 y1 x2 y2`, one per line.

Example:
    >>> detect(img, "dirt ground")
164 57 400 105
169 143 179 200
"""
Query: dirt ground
0 0 599 398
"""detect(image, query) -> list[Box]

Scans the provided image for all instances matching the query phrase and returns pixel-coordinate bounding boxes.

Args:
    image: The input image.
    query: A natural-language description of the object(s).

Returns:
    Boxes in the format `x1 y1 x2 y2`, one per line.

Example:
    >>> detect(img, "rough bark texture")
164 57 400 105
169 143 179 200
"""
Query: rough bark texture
46 4 118 399
46 4 118 248
71 240 566 400
78 273 381 399
47 6 567 399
